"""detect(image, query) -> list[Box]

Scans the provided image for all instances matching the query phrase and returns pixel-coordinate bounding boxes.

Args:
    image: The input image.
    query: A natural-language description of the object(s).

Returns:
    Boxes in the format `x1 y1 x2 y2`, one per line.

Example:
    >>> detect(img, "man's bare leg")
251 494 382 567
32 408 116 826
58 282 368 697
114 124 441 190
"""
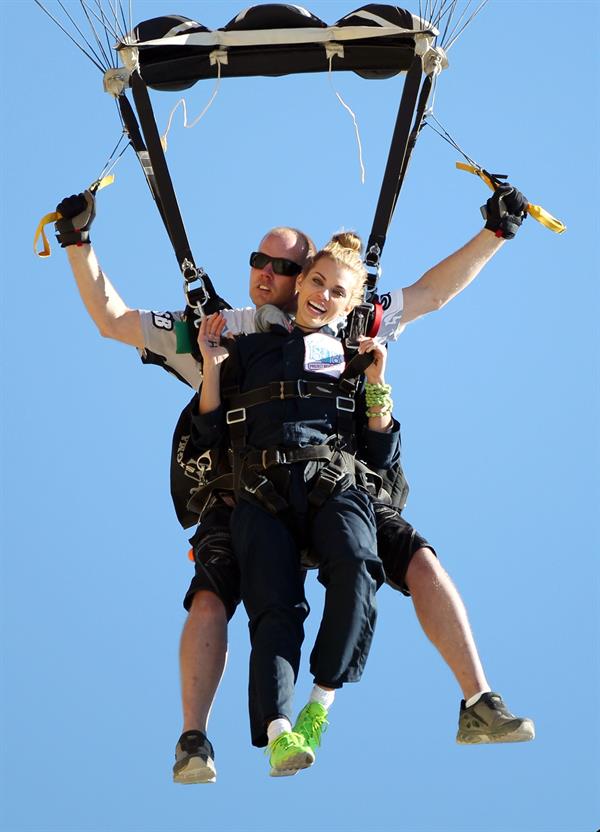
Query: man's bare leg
405 548 489 700
180 590 228 733
174 590 228 783
405 547 535 744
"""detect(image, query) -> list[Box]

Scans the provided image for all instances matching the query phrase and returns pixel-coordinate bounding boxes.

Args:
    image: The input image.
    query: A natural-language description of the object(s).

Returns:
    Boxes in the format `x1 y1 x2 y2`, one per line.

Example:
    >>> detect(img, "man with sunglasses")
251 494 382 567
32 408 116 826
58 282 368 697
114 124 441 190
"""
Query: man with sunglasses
54 183 533 783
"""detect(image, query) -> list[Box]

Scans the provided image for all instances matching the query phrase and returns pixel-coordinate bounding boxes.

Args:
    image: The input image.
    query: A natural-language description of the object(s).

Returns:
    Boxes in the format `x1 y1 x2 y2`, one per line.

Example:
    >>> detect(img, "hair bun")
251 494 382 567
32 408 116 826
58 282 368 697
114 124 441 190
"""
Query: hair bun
331 231 362 254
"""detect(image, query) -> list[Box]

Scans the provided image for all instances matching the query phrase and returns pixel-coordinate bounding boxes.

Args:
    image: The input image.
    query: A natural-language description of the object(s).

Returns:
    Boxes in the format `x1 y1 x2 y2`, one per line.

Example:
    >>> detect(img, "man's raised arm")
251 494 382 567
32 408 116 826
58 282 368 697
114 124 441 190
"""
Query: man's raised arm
400 184 527 327
57 192 144 348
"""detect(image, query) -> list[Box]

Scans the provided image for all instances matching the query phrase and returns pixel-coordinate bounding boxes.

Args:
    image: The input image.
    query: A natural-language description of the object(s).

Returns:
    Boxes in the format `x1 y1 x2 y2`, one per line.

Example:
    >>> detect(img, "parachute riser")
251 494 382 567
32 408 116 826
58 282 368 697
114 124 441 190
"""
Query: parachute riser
365 56 430 289
345 56 435 346
127 70 228 355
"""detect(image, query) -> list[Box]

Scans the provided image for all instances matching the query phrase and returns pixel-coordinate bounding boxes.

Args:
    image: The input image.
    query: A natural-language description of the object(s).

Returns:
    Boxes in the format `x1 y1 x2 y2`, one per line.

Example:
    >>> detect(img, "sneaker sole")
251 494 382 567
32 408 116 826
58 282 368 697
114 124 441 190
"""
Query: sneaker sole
173 760 217 784
457 719 535 745
270 750 315 778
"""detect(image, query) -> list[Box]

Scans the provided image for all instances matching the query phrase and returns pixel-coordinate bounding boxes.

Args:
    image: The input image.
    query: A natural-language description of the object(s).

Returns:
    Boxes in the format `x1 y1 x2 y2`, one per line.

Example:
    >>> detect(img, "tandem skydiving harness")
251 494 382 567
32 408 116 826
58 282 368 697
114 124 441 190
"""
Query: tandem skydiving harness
198 339 373 517
170 333 408 529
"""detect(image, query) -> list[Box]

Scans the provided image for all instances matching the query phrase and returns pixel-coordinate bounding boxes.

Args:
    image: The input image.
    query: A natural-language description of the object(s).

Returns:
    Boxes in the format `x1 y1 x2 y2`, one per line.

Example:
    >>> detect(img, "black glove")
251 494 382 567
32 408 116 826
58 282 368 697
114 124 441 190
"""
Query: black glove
55 190 96 247
482 183 528 240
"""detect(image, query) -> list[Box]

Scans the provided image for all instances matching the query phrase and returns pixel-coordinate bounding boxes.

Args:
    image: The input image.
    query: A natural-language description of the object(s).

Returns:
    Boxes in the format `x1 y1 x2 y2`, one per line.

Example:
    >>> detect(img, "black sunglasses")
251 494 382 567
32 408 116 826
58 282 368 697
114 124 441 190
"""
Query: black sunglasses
249 251 303 277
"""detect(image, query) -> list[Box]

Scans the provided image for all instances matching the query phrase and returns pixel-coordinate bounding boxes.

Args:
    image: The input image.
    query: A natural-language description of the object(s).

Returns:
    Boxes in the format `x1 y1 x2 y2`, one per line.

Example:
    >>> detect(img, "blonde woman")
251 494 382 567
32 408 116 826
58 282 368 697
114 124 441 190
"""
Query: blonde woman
194 232 398 776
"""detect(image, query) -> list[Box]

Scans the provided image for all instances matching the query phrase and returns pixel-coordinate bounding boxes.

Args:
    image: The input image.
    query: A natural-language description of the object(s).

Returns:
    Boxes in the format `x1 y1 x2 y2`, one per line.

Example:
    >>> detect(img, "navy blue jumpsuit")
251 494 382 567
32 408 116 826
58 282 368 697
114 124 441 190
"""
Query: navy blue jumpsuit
192 325 399 746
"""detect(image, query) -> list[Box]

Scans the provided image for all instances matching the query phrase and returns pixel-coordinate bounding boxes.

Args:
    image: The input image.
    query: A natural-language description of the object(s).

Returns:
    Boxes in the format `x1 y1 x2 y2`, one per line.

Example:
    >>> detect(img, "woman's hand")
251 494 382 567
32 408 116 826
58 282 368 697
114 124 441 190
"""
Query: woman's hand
197 313 229 367
358 336 387 385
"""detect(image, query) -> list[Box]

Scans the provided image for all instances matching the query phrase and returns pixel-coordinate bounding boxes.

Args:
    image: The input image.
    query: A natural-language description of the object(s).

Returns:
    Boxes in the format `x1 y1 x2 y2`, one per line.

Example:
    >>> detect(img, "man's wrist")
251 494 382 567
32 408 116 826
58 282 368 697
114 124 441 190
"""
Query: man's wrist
56 229 91 248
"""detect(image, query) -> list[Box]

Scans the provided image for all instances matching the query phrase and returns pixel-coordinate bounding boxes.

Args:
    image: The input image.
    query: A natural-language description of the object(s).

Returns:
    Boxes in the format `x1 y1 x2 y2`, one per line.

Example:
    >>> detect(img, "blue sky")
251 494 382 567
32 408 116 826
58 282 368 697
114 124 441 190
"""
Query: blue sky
1 1 598 831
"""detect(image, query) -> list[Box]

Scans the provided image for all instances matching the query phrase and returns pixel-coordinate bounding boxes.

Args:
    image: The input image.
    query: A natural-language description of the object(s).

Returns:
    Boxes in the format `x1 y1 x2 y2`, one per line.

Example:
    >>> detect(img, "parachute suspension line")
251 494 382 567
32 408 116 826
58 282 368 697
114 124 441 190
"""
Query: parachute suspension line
429 0 447 26
435 0 471 43
423 112 480 170
113 0 131 45
33 0 106 72
433 0 460 39
128 0 133 45
438 0 459 47
443 0 490 49
94 129 129 185
327 49 365 185
54 0 110 71
87 0 119 69
434 0 458 24
160 56 224 154
96 0 125 43
80 0 120 46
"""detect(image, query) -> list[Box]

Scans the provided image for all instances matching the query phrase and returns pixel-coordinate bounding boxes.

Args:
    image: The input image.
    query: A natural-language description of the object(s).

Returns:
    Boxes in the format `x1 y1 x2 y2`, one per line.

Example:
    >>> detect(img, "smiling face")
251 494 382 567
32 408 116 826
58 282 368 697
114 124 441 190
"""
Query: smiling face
248 230 307 311
294 255 359 330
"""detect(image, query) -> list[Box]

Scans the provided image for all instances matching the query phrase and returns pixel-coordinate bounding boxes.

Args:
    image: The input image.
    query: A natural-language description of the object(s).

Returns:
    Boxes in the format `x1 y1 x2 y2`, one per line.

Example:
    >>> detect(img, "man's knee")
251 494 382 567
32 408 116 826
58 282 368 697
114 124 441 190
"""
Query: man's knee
405 547 445 591
188 589 228 624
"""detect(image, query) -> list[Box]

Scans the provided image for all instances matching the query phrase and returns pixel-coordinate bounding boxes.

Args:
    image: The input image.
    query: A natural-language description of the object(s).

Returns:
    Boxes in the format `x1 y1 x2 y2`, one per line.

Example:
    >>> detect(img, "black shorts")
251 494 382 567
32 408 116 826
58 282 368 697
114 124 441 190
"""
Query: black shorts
183 503 241 620
373 502 436 596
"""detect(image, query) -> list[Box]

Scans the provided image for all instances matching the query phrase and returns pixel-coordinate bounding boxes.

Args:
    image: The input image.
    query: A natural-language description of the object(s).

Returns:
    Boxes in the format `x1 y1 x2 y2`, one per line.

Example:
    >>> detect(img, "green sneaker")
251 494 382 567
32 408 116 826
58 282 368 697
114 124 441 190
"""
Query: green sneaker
457 692 535 744
293 702 329 752
268 731 315 777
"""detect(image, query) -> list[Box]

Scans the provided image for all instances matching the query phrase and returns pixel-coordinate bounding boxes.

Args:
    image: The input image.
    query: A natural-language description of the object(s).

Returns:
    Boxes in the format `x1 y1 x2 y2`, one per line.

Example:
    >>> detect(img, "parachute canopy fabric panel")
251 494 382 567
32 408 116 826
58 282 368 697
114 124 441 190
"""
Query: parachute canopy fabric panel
118 3 438 91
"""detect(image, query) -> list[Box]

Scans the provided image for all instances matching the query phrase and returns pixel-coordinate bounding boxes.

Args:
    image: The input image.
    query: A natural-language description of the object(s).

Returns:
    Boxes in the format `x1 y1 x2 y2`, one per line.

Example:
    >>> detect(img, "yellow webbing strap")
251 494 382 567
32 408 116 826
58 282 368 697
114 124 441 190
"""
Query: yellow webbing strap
33 175 115 258
456 162 566 235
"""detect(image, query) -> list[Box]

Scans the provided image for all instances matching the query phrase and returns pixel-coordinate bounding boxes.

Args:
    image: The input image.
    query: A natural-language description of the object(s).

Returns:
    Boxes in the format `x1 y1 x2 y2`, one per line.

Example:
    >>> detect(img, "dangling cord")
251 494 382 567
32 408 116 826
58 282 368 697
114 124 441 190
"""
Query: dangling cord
160 51 225 152
327 45 365 184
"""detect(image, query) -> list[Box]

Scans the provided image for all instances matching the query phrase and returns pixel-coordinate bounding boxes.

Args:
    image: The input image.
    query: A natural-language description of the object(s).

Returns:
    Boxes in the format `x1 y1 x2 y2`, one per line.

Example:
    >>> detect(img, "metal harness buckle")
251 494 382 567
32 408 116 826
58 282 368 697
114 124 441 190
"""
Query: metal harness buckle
297 379 311 398
262 449 283 468
336 396 355 413
226 407 246 425
244 473 269 495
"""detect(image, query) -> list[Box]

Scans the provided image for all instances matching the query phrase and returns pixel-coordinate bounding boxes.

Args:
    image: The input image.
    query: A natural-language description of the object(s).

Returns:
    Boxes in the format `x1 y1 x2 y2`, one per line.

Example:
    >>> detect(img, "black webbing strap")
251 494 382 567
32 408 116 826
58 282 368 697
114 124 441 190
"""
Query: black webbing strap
397 74 433 201
244 445 334 470
129 70 226 316
307 449 355 508
130 71 196 271
227 379 347 412
117 93 171 236
365 56 427 286
187 472 235 516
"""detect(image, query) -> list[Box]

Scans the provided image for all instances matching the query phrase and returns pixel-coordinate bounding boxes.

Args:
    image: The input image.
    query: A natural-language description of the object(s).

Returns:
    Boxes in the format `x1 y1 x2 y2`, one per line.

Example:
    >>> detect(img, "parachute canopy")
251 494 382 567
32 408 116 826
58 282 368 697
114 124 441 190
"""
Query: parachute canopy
118 4 441 91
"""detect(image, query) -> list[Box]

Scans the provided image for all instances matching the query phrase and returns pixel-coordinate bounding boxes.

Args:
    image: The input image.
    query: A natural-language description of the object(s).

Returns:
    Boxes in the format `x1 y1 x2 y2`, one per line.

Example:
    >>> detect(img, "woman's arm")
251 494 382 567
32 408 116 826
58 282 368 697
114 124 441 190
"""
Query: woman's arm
358 337 392 433
197 313 229 414
189 314 231 452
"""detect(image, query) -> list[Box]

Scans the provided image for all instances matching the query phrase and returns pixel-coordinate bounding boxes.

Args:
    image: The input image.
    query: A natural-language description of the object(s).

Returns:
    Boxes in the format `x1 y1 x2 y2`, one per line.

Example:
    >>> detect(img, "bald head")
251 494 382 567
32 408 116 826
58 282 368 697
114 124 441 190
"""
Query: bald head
262 227 316 269
249 227 316 310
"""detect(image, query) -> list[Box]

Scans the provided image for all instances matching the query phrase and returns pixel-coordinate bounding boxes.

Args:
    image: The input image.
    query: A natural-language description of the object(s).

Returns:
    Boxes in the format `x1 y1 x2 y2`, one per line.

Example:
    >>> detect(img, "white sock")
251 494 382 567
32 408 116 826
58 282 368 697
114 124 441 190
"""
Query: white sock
465 689 491 708
267 718 292 744
309 685 336 710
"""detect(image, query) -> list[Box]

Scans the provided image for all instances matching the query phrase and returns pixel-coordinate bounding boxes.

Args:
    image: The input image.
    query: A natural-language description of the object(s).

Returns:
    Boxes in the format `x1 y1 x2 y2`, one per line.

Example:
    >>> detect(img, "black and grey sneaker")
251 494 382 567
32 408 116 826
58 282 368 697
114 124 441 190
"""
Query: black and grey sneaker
457 692 535 744
173 730 217 784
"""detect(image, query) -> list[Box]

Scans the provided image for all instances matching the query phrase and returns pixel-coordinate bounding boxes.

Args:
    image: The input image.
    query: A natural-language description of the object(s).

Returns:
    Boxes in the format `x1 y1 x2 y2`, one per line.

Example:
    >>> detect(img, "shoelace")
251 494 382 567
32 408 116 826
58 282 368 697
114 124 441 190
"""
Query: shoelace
299 713 329 748
267 731 304 758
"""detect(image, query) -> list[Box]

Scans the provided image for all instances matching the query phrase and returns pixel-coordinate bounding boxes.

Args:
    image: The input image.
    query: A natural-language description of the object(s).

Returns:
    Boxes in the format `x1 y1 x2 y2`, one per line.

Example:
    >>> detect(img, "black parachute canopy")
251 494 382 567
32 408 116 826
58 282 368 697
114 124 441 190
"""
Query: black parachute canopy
108 3 445 309
118 4 438 91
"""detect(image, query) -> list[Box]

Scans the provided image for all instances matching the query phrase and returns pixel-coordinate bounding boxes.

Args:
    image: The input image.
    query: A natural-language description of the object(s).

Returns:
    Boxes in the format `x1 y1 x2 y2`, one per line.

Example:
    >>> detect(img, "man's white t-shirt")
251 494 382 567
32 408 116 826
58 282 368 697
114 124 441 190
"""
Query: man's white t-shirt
138 289 405 389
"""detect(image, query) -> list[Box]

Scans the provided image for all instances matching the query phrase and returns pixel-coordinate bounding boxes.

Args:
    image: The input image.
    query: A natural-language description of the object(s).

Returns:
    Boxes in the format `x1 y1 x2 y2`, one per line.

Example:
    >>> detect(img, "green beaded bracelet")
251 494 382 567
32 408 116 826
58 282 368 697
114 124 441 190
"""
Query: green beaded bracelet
365 382 393 418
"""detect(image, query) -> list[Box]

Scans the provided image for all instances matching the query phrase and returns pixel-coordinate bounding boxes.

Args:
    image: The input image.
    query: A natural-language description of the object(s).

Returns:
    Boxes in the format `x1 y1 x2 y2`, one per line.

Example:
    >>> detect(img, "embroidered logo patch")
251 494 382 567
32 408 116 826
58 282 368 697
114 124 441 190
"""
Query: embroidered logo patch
151 311 174 330
303 333 345 379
